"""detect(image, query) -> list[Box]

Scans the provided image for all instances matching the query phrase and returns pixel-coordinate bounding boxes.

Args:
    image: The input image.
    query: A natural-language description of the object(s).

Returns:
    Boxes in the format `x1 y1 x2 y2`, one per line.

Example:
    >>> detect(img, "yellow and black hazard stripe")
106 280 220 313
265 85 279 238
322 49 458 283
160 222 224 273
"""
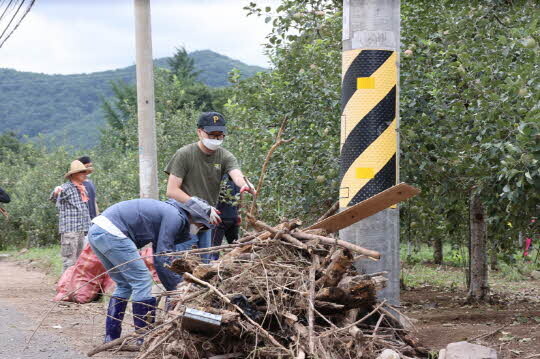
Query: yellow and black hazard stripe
340 49 397 208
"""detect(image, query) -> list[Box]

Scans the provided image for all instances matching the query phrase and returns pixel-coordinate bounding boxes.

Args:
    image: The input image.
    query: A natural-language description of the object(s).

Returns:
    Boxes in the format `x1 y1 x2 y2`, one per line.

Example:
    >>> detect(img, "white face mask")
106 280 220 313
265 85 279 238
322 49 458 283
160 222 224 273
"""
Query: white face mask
202 138 223 151
189 224 201 235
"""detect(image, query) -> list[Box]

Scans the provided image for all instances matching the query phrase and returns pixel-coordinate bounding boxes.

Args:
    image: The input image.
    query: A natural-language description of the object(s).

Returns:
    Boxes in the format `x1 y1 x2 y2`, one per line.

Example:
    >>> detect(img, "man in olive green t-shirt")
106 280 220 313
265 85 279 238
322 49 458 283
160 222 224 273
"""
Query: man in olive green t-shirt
164 111 256 261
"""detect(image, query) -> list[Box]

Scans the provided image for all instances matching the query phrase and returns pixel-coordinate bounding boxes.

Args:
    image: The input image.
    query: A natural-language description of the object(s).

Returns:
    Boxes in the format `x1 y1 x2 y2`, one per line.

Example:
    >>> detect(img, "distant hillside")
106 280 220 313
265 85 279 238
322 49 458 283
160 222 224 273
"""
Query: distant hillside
0 50 266 148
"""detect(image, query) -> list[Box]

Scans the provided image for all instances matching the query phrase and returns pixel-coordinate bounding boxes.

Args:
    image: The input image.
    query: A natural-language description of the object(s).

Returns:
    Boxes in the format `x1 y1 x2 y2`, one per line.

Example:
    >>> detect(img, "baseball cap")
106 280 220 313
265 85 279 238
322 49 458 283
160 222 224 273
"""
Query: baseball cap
197 112 227 134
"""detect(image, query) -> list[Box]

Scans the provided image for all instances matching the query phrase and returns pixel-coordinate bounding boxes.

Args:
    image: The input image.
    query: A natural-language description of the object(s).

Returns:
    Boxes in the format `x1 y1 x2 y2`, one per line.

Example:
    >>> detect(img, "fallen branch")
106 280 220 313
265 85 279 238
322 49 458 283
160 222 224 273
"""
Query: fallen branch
165 240 259 257
469 323 510 342
291 231 380 259
248 217 307 249
316 201 339 223
88 332 140 357
137 330 175 359
250 116 293 216
308 254 317 355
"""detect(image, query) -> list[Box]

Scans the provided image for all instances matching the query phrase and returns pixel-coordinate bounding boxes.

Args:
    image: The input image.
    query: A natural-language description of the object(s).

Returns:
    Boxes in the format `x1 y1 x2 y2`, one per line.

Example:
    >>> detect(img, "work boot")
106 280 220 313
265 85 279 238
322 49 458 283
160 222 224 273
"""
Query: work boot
132 297 157 344
104 297 128 343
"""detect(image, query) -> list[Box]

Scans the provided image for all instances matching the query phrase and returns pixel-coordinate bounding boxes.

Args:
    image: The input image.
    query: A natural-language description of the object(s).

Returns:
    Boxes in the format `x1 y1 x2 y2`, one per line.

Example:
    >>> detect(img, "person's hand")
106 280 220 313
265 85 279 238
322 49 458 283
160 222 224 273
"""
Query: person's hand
240 185 257 195
210 207 222 225
53 186 63 196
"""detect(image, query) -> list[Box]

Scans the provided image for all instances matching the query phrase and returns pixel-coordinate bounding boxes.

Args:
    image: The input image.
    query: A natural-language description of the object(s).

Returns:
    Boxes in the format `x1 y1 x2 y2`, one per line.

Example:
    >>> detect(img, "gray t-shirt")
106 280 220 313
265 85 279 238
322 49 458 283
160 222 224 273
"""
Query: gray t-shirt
164 142 240 206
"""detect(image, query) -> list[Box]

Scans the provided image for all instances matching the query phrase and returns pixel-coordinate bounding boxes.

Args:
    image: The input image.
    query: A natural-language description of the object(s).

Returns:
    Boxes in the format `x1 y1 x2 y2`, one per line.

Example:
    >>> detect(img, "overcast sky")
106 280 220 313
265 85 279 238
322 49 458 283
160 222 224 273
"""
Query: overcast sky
0 0 273 75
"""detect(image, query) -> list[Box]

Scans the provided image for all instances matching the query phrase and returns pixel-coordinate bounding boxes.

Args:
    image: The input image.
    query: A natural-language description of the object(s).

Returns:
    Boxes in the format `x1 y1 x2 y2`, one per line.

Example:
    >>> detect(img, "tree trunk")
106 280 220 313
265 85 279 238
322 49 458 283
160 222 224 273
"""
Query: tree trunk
433 237 443 264
490 245 498 271
467 192 489 302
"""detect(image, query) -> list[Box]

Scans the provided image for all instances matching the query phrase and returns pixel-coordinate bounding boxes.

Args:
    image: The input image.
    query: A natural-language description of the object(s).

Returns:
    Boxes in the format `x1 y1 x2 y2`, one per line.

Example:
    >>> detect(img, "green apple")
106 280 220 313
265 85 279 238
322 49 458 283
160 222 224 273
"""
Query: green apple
523 37 537 49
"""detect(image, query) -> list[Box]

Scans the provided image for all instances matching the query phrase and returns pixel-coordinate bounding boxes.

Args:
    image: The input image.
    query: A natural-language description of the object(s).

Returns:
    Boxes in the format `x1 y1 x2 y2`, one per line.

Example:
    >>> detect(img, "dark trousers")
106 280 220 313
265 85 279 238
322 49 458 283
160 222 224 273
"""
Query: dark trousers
211 219 239 260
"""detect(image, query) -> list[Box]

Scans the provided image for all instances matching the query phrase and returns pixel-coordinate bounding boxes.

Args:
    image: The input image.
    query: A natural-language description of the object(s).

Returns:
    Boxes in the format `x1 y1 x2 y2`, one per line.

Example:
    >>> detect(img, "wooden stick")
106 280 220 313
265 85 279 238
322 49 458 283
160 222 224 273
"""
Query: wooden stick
88 333 140 356
313 307 338 329
372 314 385 340
237 231 265 243
308 254 317 355
291 231 380 259
137 330 175 359
320 300 386 337
316 201 339 223
344 308 362 339
382 302 416 331
183 272 293 356
249 116 293 216
378 306 402 329
208 354 243 359
112 344 140 352
469 323 510 342
165 240 258 256
248 217 307 249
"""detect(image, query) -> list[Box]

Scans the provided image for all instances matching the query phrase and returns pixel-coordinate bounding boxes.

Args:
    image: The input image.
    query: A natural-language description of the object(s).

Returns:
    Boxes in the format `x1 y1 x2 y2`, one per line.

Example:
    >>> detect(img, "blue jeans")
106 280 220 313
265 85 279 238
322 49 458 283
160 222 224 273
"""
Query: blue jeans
88 224 153 301
175 230 212 263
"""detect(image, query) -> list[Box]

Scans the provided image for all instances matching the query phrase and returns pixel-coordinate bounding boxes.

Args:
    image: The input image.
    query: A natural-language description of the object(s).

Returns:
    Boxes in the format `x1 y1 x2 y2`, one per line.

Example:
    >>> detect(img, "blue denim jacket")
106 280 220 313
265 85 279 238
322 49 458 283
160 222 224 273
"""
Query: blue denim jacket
101 199 190 290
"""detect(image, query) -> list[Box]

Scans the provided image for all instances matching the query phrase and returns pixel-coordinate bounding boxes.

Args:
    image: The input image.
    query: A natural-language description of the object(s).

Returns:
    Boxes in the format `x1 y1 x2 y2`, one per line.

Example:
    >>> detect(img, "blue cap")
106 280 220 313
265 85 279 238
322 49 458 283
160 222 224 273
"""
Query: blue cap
165 198 215 230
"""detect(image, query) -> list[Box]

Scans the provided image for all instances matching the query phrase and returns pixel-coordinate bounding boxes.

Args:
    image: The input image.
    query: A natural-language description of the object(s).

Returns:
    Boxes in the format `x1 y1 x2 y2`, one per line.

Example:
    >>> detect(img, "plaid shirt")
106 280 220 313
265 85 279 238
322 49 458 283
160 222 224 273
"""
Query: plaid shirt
50 182 91 233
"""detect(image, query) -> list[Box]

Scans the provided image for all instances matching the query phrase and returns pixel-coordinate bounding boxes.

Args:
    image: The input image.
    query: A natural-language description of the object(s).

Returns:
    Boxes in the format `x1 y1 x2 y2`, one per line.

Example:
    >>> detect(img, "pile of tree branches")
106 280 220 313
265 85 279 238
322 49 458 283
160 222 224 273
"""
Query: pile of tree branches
89 217 427 359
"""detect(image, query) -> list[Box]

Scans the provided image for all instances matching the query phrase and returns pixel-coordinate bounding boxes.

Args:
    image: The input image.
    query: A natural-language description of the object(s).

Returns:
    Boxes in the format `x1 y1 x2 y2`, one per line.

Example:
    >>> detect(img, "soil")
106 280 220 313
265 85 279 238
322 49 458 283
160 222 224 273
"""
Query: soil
402 285 540 358
0 258 136 359
1 257 538 358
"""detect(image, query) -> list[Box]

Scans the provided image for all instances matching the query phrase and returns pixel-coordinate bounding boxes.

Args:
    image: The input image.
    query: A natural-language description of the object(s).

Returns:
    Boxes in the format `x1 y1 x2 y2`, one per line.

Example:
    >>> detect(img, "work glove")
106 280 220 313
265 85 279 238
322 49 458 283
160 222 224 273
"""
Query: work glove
53 186 63 196
236 216 242 225
210 206 222 225
240 185 257 195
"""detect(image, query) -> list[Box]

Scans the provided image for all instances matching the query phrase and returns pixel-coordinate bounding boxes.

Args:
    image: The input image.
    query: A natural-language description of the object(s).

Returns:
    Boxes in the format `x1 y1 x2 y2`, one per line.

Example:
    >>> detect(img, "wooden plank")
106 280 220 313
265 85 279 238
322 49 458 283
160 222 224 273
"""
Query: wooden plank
306 183 420 232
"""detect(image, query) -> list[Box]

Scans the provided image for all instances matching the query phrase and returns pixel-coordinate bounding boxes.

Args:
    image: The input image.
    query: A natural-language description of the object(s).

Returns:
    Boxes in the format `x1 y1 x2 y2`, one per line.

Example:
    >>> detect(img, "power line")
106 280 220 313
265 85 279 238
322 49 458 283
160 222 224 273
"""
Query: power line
0 0 37 49
0 0 24 42
0 0 16 23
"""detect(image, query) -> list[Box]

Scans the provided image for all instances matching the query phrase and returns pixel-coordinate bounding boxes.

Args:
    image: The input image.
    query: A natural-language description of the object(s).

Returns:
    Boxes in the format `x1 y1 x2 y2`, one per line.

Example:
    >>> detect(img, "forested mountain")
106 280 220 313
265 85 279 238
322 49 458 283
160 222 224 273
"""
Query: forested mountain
0 50 266 148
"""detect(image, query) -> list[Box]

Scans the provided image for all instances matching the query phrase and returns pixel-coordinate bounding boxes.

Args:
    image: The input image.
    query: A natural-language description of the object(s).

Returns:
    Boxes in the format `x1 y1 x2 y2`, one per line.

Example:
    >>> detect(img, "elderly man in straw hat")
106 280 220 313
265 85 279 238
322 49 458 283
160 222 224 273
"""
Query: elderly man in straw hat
50 160 93 272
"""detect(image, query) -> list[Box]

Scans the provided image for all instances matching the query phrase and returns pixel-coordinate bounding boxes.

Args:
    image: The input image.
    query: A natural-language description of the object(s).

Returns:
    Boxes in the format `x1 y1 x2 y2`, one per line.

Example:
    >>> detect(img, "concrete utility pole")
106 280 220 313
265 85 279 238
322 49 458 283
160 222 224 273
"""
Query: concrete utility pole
134 0 159 199
340 0 401 305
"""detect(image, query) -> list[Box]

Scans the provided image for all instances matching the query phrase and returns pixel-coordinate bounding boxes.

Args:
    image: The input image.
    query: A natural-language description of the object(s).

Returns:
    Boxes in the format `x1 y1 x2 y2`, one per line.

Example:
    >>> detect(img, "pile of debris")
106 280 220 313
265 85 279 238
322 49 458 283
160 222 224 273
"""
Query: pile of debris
125 217 427 359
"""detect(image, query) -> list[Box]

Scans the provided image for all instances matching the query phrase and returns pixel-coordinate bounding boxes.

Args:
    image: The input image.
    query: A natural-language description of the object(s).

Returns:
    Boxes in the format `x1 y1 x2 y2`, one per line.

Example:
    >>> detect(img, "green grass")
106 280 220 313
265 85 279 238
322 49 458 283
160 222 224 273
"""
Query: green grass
0 245 63 277
400 243 539 289
401 263 466 289
496 255 538 281
400 243 468 267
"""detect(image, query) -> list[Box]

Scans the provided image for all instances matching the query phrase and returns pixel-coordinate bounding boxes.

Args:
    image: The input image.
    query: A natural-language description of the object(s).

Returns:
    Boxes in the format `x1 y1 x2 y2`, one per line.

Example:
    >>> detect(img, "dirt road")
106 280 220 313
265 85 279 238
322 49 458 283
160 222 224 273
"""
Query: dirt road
0 259 133 358
0 303 86 359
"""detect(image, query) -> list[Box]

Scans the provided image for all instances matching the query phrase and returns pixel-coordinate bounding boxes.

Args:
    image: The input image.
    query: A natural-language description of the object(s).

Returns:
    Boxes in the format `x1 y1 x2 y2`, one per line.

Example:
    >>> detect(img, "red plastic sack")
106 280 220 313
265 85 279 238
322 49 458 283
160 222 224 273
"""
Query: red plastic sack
54 244 160 303
101 273 116 295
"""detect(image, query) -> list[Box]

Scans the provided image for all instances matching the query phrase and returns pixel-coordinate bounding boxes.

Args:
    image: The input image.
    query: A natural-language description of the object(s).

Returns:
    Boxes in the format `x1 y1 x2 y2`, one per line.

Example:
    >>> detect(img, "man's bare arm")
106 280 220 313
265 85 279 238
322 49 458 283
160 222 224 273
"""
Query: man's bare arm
166 174 192 203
